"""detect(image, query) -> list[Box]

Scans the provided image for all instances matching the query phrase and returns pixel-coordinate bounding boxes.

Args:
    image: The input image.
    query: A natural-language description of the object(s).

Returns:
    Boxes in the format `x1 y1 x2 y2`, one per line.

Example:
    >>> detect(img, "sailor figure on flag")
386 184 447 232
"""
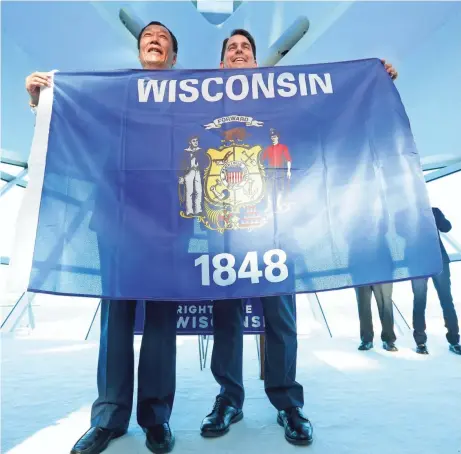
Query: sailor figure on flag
179 135 204 216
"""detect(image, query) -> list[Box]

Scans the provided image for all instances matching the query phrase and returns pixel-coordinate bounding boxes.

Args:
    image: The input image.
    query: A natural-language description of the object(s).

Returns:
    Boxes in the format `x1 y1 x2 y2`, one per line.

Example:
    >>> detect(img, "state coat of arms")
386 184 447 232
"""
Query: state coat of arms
178 115 293 233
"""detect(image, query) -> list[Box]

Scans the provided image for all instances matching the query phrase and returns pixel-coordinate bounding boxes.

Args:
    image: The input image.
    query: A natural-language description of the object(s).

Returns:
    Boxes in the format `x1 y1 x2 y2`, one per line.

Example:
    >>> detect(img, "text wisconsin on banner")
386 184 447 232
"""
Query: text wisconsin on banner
25 58 443 300
137 71 333 103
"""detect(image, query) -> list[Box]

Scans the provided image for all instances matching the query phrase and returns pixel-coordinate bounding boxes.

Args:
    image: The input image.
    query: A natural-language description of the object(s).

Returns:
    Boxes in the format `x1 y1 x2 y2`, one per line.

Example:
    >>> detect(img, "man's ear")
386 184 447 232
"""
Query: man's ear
219 61 225 69
254 59 258 68
172 53 177 67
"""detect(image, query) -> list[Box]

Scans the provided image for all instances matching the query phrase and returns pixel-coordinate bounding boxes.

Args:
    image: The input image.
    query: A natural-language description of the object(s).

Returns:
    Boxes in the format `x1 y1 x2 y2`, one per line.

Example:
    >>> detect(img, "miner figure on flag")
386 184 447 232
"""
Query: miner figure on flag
262 128 292 213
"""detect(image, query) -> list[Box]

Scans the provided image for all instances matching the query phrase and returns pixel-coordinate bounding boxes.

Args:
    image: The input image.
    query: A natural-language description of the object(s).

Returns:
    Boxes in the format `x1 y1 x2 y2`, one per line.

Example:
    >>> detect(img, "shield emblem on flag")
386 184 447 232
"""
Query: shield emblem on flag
222 163 245 188
204 144 265 209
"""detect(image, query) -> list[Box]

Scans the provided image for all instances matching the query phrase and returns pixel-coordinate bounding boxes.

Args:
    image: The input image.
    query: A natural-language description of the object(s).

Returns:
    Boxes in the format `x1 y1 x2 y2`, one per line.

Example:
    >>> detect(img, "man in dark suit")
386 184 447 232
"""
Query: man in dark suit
26 21 180 454
411 207 461 355
199 29 311 447
200 28 399 446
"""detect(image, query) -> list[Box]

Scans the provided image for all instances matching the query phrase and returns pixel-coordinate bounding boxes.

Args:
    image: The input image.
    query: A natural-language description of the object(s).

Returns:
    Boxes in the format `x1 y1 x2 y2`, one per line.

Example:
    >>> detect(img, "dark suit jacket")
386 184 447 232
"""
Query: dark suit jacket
432 207 452 263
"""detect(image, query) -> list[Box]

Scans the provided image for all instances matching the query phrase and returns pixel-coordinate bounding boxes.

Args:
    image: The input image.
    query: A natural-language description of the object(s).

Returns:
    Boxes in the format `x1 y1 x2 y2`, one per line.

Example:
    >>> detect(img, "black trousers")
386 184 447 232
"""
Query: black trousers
91 236 177 431
210 295 304 411
356 283 396 343
411 262 460 345
90 300 177 431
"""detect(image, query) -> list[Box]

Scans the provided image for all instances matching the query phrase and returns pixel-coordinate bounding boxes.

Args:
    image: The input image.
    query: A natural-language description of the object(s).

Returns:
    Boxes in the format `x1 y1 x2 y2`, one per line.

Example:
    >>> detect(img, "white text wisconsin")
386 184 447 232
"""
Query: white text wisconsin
138 72 333 103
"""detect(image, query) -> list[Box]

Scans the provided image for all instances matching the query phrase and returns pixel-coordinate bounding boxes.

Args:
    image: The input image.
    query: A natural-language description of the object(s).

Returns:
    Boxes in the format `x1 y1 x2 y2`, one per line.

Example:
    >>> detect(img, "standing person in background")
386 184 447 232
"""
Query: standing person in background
356 283 398 352
411 207 461 355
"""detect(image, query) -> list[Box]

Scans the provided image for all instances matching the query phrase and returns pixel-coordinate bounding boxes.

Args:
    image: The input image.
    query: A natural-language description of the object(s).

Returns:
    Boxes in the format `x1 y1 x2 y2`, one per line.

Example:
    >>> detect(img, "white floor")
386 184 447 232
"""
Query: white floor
2 331 461 453
2 263 461 454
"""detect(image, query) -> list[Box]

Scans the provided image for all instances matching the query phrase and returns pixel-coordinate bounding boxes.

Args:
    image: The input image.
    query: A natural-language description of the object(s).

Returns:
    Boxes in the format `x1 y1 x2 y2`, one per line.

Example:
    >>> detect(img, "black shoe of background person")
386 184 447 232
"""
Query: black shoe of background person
358 341 373 351
200 396 243 437
277 407 313 446
145 423 175 454
70 427 126 454
416 344 429 355
449 343 461 355
383 341 398 352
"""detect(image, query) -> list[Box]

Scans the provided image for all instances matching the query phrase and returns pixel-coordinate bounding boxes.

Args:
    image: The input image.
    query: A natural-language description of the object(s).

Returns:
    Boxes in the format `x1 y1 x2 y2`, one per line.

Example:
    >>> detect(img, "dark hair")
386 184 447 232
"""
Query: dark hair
137 21 178 54
220 28 256 62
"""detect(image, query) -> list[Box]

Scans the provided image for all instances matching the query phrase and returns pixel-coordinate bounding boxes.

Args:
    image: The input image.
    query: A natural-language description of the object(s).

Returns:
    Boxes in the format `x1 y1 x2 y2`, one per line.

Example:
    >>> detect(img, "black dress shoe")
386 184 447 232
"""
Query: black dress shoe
200 396 243 437
383 341 398 352
449 343 461 355
277 407 313 446
358 341 373 351
70 427 126 454
416 344 429 354
145 423 175 454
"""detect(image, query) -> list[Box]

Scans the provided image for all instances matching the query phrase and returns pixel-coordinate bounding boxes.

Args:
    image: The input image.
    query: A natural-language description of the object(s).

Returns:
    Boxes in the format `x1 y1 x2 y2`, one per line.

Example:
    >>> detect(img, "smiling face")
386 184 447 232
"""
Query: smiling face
220 34 257 69
138 24 177 70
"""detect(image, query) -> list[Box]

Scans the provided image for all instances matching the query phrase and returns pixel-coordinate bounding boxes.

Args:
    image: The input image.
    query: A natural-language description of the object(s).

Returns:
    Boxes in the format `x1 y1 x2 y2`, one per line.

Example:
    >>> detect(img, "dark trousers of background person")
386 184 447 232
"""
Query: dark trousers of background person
356 283 396 343
210 295 304 411
90 237 177 432
411 262 460 345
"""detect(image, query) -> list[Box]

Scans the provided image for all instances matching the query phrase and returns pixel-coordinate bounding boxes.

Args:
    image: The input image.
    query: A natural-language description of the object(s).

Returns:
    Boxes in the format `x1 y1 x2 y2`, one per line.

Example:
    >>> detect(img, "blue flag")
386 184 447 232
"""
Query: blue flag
23 58 442 300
